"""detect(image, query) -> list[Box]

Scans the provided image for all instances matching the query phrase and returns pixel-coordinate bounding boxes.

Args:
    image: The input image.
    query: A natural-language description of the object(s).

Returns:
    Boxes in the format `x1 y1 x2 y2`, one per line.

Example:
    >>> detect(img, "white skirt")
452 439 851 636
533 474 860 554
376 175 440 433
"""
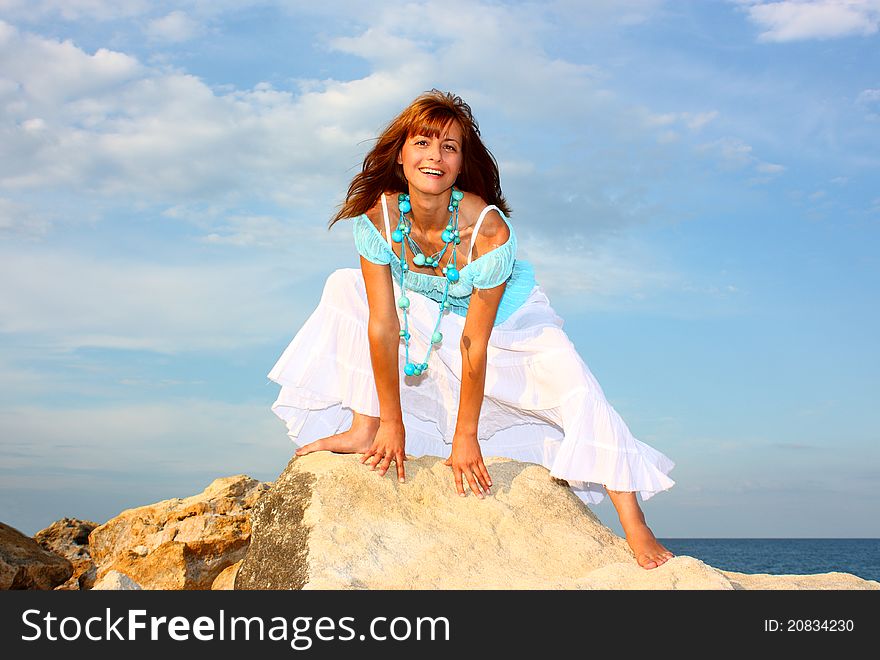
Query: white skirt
268 268 675 505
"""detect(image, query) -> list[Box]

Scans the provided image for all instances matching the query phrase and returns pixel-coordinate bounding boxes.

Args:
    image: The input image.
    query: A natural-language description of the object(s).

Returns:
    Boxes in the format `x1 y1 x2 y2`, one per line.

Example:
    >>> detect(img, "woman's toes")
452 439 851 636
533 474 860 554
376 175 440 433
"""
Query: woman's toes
296 439 324 456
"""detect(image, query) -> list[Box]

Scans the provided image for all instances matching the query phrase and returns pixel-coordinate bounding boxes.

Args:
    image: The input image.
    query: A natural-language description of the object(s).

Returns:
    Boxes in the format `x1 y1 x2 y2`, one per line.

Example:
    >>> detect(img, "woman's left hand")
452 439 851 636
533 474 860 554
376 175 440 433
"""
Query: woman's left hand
443 431 492 498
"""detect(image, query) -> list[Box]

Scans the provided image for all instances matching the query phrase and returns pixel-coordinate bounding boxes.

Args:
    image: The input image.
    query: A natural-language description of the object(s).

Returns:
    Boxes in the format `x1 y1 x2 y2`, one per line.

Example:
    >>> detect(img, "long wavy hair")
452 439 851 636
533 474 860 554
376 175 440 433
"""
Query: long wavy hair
330 90 510 227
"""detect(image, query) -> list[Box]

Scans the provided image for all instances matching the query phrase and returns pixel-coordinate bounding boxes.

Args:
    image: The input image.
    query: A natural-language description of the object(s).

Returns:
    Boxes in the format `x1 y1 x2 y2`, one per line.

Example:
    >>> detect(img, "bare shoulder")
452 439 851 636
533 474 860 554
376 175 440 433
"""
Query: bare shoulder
366 198 385 236
461 193 510 259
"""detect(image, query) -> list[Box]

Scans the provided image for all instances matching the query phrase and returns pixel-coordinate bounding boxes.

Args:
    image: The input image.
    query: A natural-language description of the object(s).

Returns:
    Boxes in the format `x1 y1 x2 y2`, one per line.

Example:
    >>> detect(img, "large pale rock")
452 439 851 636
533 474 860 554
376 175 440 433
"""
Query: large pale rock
0 521 73 590
721 570 878 590
90 475 270 590
34 518 98 590
237 454 879 590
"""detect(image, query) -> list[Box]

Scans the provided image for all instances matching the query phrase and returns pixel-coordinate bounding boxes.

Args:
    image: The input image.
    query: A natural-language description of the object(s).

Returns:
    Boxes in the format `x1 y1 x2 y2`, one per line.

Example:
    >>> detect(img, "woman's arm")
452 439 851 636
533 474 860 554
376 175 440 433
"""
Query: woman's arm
445 282 505 497
446 210 511 497
359 251 407 481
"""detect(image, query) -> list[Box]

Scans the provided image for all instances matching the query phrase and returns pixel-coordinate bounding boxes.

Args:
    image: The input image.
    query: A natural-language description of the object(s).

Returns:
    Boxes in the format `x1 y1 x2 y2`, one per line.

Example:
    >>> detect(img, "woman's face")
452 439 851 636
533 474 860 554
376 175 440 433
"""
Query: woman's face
397 121 463 197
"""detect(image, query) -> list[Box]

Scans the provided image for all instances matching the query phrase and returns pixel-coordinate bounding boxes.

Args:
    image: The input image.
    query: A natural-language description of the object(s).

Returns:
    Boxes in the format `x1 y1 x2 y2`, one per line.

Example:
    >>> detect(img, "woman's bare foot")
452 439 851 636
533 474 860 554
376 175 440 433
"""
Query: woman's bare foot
622 521 674 570
605 487 674 570
295 412 380 457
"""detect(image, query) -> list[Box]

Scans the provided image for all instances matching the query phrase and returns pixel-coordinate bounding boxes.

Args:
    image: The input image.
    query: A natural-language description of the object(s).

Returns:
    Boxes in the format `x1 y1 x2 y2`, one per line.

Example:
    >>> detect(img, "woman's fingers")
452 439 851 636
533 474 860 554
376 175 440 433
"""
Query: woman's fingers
360 445 406 482
376 452 393 475
454 467 466 496
477 462 492 492
465 470 484 499
395 452 406 483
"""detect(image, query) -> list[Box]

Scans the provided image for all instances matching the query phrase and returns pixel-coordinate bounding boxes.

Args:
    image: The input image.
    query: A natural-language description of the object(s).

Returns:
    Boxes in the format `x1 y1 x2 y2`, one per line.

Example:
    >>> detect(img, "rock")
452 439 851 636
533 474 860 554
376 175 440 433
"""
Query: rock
34 517 98 590
89 475 270 590
92 570 143 590
211 560 241 590
0 521 73 590
236 453 880 590
721 570 878 590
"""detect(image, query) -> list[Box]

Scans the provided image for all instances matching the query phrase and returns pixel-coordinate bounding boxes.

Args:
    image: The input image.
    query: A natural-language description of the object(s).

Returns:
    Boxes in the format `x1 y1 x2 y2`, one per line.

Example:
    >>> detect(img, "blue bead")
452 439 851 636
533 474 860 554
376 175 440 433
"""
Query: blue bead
398 193 406 202
405 331 410 339
441 230 452 243
421 362 428 370
398 296 410 309
454 237 460 244
431 331 443 344
446 224 453 231
404 363 415 376
443 301 451 309
451 189 464 201
448 205 454 212
446 267 459 282
399 330 406 337
413 253 426 266
399 200 411 214
391 229 403 242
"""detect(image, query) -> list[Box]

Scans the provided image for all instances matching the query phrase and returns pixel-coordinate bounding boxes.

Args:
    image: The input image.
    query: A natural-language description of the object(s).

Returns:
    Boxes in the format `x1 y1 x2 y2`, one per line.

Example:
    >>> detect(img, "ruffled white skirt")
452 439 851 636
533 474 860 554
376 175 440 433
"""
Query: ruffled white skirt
268 268 675 504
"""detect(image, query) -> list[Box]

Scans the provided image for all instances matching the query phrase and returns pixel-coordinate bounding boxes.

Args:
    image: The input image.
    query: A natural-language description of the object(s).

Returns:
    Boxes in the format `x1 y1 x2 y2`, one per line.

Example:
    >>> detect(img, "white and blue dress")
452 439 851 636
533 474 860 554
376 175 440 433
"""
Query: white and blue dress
267 195 675 504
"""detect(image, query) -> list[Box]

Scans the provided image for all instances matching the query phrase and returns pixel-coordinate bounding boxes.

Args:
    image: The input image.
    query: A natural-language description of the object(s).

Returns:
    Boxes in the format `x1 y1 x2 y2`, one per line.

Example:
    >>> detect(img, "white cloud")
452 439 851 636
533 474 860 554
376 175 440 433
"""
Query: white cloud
519 232 681 307
736 0 880 42
0 0 151 21
0 3 645 223
0 197 50 237
856 87 880 119
0 21 387 205
697 136 785 181
0 246 343 353
145 10 201 43
0 400 284 474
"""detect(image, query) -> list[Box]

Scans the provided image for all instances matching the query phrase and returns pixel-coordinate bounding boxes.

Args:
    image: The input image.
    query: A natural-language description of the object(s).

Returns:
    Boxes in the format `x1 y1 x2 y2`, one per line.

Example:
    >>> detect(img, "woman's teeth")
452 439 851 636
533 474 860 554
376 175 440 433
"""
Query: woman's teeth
420 168 443 176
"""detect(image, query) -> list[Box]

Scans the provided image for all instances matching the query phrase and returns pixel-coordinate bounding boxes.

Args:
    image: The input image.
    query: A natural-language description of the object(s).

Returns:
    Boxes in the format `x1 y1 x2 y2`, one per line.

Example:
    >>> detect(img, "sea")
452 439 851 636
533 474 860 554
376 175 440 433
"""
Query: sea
658 538 880 583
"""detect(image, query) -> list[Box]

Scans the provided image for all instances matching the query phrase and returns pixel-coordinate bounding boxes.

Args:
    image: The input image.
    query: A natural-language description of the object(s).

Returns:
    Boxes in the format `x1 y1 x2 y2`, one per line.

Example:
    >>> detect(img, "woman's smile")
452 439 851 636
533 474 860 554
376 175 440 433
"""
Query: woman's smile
398 121 463 195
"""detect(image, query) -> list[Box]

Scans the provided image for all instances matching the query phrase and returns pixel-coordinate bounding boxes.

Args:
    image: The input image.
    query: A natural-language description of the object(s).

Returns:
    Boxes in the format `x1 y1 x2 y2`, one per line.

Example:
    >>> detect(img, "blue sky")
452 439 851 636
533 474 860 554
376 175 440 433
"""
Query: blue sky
1 0 878 538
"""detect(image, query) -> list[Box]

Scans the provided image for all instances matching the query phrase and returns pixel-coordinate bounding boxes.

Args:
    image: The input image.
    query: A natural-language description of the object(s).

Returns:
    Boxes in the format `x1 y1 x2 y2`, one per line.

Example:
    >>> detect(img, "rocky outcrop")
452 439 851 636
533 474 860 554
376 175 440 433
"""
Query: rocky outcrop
89 475 270 590
0 521 72 590
236 453 880 590
34 517 98 590
721 570 877 590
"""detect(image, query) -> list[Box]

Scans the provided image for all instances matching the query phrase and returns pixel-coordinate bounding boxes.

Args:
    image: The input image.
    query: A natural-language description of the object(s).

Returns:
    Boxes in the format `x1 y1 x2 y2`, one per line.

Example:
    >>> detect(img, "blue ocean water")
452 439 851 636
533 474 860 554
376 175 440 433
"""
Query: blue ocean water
659 538 880 583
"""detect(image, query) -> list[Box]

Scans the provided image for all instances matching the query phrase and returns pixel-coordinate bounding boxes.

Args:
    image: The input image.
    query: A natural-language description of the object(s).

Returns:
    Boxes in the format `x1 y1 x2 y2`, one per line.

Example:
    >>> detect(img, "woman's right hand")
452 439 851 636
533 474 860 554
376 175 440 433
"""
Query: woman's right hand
360 419 407 482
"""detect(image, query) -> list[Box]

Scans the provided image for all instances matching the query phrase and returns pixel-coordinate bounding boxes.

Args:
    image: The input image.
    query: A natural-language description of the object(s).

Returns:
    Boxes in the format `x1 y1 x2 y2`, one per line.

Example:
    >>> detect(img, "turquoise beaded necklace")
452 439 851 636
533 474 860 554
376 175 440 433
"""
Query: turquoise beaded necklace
392 187 464 378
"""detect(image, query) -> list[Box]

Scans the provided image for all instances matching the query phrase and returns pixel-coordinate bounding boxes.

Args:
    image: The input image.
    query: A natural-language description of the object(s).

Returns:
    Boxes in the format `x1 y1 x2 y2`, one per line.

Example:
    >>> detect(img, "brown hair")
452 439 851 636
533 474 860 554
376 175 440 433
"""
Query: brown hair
330 89 510 227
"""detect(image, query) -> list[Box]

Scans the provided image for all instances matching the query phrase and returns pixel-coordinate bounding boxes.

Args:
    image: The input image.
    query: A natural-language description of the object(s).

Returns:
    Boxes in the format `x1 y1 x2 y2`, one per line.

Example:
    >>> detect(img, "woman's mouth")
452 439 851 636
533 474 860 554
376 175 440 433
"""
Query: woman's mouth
419 168 444 178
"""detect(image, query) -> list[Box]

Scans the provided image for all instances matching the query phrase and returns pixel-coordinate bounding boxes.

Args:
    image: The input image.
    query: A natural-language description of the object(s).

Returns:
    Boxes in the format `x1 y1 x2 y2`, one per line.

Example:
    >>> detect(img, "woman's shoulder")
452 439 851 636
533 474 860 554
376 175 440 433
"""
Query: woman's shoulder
460 192 511 261
361 192 398 237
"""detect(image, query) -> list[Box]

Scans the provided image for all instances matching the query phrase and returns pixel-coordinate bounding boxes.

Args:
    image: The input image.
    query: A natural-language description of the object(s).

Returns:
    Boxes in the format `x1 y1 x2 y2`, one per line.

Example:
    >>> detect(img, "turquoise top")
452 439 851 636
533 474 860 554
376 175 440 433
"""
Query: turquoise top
352 211 536 325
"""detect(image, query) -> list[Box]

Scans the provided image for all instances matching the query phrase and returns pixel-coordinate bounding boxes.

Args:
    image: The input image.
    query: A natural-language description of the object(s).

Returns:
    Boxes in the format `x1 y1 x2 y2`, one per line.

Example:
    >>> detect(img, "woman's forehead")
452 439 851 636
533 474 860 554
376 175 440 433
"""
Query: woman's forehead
408 117 463 141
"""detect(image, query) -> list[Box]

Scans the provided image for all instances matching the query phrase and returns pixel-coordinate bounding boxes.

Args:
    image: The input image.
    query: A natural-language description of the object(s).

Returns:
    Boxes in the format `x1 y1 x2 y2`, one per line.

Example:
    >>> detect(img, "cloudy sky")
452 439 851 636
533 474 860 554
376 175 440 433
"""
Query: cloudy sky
1 0 878 539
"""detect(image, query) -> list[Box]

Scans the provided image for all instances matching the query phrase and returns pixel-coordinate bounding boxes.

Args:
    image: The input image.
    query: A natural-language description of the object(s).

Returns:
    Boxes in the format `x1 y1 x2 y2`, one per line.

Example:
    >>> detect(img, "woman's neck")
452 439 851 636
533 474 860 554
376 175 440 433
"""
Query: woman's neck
407 188 451 232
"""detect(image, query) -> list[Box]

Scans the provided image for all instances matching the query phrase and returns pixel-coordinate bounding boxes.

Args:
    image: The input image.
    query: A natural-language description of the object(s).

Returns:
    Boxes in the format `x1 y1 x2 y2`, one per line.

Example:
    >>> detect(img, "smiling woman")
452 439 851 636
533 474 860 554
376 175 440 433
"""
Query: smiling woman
266 89 677 570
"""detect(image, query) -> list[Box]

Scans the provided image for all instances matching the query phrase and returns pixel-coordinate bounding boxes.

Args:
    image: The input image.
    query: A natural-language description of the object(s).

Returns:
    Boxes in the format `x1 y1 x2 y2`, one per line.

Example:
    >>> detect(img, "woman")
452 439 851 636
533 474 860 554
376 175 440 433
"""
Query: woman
268 90 675 569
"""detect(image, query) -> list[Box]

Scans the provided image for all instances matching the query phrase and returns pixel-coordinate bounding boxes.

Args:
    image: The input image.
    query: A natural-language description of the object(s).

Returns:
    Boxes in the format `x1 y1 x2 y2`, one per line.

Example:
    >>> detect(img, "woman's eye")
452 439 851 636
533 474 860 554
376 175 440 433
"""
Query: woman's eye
444 144 457 152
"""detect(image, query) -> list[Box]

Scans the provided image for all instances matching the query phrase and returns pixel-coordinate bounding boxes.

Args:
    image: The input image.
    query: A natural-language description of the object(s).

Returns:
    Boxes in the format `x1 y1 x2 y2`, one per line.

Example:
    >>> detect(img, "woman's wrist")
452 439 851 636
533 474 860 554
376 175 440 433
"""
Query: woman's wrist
452 426 479 441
